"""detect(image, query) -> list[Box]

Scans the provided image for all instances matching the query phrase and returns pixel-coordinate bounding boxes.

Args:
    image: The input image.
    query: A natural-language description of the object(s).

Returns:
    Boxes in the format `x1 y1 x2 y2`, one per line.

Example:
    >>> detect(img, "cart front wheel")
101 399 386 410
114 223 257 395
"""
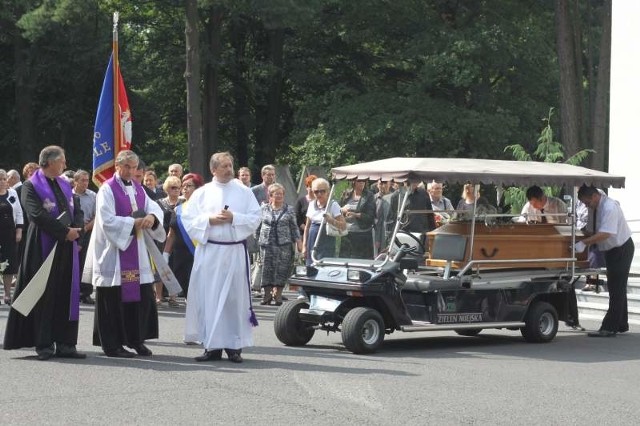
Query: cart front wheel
341 307 385 354
274 300 315 346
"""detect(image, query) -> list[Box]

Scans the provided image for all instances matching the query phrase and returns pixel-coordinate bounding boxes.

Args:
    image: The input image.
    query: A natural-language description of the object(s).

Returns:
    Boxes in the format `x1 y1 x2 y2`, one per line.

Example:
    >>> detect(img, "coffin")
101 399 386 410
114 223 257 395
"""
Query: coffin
426 222 588 269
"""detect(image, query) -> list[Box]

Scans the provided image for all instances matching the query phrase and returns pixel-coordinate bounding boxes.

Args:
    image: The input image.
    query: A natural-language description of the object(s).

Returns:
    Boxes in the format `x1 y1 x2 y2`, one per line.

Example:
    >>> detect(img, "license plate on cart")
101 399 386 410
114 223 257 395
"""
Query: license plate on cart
309 295 341 311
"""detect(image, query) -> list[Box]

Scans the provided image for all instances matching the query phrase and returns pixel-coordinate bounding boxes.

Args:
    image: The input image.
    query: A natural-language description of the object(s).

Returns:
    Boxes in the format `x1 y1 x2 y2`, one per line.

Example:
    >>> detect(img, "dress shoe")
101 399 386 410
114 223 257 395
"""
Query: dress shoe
80 295 95 305
36 350 55 361
228 352 243 363
56 344 87 359
195 349 222 362
105 347 136 358
587 330 617 337
618 326 629 333
129 343 152 356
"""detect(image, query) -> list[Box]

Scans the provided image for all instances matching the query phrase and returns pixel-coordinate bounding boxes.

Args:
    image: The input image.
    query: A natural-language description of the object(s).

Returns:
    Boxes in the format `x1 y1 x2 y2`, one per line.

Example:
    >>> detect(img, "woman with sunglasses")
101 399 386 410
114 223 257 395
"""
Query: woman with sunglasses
163 173 204 299
301 178 346 266
156 175 182 307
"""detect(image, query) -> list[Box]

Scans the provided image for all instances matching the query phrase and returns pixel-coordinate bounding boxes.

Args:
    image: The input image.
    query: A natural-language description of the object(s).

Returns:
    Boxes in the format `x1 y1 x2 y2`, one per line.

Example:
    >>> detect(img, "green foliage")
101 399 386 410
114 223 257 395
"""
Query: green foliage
0 0 608 183
503 108 594 213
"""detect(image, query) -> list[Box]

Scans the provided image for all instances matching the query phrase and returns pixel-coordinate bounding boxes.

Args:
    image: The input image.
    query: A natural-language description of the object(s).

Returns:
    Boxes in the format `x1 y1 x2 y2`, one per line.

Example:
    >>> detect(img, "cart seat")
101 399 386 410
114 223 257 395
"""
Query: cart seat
431 234 467 279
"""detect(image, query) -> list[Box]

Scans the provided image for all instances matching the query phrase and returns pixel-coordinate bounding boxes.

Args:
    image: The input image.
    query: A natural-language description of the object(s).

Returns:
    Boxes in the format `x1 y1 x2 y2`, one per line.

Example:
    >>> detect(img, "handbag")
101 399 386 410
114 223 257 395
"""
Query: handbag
326 222 348 237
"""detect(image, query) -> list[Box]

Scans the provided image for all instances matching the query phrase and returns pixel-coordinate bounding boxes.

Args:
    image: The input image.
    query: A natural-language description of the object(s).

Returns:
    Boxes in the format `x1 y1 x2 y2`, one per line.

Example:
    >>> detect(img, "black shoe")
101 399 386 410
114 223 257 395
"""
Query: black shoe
195 350 222 362
619 326 629 333
587 330 617 337
228 352 243 363
129 343 152 356
105 347 136 358
36 346 55 361
55 344 87 359
80 295 95 305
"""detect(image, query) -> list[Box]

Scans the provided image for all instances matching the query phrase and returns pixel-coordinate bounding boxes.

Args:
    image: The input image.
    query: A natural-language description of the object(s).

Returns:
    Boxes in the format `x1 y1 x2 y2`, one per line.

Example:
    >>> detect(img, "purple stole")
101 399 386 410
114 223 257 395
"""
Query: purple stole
29 169 80 321
106 177 147 303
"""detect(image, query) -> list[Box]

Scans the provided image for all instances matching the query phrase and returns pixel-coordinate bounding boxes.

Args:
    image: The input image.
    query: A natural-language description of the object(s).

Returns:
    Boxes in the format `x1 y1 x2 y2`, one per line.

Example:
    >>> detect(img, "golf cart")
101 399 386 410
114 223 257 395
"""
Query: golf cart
274 158 624 354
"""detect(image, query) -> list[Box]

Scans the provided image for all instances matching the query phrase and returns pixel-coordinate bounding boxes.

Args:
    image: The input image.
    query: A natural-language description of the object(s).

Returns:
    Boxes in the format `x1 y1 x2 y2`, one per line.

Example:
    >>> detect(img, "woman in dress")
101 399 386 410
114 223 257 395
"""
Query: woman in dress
0 169 24 305
255 183 302 305
163 173 204 298
156 175 182 307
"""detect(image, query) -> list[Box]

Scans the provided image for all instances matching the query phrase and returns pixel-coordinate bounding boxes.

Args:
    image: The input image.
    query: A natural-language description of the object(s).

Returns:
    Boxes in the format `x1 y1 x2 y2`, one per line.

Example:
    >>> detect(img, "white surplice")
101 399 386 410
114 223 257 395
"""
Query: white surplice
182 178 261 350
82 176 165 287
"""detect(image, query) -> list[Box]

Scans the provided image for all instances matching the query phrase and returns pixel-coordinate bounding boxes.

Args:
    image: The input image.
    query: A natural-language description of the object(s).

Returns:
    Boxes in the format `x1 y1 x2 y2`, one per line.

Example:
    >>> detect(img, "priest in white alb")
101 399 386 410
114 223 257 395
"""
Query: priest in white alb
182 151 261 363
82 150 165 358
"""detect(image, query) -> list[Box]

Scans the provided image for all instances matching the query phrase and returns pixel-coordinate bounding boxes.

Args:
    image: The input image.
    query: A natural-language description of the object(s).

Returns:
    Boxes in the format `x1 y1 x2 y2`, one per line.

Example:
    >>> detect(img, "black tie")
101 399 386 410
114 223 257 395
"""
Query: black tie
540 208 547 224
122 180 132 186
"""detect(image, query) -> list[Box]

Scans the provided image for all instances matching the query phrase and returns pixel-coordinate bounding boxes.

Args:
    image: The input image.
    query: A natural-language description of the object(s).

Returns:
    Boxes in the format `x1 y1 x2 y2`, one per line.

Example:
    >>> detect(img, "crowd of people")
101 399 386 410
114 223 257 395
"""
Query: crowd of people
0 147 634 363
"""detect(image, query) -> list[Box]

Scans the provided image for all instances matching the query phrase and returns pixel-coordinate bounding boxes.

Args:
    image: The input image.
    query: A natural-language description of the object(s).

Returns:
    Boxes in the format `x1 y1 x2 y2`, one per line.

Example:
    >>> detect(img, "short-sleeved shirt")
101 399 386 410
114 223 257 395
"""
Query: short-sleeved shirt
519 196 568 224
594 194 631 251
306 199 341 224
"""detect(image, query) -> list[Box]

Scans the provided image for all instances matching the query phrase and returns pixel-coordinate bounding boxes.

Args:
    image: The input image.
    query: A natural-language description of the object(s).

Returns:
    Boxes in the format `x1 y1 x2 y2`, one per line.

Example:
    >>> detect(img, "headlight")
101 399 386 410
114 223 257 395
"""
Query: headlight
347 269 371 282
295 265 318 277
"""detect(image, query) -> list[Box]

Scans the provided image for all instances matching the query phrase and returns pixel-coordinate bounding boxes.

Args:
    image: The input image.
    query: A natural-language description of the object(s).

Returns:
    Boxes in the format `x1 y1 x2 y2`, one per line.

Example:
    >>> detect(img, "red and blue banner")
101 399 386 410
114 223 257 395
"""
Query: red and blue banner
92 50 132 186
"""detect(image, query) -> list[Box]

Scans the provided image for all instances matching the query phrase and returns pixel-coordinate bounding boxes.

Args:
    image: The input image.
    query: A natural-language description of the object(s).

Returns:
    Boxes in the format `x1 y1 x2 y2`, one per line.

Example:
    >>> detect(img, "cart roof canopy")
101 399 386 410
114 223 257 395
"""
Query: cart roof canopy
331 158 625 188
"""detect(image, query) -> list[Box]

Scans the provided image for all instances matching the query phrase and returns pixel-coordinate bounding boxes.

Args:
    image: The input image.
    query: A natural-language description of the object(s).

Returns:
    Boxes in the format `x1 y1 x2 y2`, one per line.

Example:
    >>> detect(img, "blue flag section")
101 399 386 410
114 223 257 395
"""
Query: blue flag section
92 54 116 186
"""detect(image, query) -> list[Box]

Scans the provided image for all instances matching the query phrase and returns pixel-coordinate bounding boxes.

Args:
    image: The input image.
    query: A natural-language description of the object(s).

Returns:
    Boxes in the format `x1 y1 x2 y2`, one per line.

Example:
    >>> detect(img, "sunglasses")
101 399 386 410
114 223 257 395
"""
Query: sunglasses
169 186 180 190
313 189 327 195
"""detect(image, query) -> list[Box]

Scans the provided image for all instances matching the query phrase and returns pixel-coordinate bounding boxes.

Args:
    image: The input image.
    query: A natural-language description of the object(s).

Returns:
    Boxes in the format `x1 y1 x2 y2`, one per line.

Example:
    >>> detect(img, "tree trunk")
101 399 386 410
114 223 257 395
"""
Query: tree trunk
555 0 582 157
590 0 611 171
185 0 205 177
230 18 251 170
255 28 285 166
14 29 36 165
203 7 223 166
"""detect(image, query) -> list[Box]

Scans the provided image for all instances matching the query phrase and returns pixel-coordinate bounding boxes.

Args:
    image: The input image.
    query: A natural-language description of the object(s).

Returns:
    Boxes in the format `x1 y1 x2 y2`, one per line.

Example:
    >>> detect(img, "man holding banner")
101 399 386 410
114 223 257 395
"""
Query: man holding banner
83 150 166 358
4 146 85 361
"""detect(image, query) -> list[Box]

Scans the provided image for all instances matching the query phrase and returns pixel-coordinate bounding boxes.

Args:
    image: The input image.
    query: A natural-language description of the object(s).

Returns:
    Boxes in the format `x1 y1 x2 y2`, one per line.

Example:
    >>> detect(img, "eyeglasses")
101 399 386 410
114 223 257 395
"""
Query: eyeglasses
182 184 195 189
169 186 180 190
313 189 327 195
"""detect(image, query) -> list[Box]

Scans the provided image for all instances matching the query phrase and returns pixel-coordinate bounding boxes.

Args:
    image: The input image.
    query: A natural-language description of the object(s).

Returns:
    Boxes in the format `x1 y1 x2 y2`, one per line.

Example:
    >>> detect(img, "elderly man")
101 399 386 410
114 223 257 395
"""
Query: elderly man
519 185 568 224
577 185 634 337
7 169 21 190
168 163 183 179
427 181 453 212
182 152 261 363
83 150 165 357
251 164 276 206
73 169 97 305
4 145 85 360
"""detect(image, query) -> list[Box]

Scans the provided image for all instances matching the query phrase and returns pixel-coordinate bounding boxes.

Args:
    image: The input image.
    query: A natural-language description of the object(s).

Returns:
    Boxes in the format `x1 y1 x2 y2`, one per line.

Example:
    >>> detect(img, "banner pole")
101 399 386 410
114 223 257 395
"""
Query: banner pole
112 12 120 157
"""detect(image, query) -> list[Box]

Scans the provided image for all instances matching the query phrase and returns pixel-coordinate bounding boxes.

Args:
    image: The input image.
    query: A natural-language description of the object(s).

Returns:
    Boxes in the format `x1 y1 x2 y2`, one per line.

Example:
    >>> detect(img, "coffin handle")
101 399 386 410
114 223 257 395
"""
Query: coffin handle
480 247 498 258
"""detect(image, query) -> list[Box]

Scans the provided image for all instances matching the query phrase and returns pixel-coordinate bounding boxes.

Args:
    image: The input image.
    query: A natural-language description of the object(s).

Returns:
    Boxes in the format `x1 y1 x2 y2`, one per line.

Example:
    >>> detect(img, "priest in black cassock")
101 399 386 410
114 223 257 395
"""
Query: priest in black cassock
82 150 165 358
4 145 85 360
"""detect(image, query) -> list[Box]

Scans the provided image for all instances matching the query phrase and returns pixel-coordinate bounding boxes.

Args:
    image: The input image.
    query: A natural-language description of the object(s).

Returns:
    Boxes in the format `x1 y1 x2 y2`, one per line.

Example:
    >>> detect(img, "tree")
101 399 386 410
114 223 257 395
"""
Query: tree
185 0 205 176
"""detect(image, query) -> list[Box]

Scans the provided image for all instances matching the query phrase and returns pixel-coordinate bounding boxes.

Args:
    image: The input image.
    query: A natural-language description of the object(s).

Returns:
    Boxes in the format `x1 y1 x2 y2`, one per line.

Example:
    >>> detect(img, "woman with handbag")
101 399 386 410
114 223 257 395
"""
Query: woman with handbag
339 179 376 259
301 178 346 266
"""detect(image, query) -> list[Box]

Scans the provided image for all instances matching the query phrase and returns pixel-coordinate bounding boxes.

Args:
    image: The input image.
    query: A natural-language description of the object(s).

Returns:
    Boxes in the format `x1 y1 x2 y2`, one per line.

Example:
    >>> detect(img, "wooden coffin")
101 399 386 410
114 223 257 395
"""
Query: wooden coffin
426 222 588 269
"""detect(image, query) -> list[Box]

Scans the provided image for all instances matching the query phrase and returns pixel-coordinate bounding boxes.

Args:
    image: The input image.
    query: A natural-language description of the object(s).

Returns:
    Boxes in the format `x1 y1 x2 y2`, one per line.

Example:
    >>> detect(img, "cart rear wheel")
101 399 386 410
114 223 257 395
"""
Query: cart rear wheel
274 300 315 346
521 301 558 343
341 307 385 354
455 329 482 337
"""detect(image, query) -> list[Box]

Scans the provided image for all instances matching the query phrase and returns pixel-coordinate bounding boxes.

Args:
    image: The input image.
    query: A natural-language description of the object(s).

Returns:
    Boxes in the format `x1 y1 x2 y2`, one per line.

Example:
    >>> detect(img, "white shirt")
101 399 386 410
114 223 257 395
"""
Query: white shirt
519 196 568 224
593 193 632 251
306 199 341 224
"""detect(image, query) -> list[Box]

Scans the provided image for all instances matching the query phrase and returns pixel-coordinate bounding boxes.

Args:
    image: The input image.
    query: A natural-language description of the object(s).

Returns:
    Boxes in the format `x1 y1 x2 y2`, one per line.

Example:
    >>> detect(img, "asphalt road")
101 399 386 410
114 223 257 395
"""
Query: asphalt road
1 294 639 425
